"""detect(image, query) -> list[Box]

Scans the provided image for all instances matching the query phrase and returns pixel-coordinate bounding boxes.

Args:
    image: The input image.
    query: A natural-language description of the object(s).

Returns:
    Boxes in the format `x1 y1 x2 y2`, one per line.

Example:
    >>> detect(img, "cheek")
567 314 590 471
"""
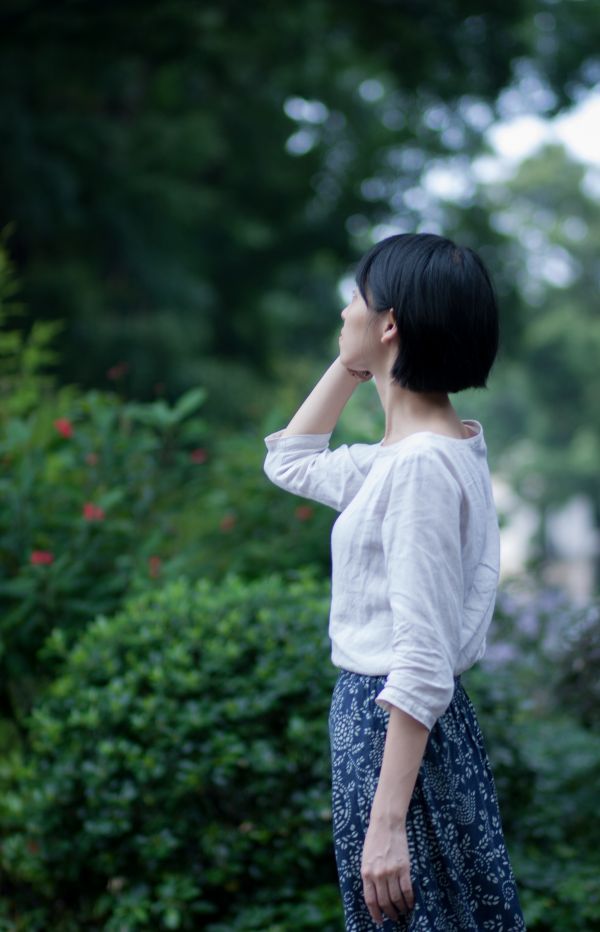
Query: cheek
363 318 377 344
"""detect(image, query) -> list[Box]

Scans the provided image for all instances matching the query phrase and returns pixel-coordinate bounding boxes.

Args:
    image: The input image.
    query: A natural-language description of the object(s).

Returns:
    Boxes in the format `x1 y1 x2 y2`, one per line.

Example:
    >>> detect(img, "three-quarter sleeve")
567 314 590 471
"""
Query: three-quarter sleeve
375 452 464 730
263 429 373 512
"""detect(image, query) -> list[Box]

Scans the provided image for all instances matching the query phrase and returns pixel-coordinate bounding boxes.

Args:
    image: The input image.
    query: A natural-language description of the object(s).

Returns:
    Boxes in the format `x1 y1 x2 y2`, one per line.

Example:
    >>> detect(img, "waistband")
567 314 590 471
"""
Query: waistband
336 667 461 685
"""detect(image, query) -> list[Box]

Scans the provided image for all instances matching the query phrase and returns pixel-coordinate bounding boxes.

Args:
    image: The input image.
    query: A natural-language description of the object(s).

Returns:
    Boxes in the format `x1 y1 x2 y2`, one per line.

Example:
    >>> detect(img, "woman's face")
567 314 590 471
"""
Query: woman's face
339 285 382 372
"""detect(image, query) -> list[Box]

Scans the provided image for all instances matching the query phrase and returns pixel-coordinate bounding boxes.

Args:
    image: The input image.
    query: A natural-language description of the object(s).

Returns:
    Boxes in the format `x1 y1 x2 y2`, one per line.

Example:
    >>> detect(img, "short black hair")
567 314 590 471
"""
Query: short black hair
355 233 499 393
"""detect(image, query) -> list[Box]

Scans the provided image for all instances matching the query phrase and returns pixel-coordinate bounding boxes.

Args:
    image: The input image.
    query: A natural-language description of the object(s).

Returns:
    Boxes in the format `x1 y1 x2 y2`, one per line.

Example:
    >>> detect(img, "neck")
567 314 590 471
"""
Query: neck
371 360 461 443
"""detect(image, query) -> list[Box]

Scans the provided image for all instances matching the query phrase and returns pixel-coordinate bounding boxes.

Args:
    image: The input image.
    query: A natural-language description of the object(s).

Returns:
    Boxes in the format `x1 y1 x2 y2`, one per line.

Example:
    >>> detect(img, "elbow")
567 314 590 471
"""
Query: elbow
263 456 275 483
263 454 295 492
425 666 456 724
375 664 457 731
433 679 456 724
263 451 285 485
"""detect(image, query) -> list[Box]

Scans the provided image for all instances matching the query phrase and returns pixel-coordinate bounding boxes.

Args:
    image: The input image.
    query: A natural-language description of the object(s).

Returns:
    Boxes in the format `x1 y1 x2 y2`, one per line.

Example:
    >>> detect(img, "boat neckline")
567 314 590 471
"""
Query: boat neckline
377 418 482 452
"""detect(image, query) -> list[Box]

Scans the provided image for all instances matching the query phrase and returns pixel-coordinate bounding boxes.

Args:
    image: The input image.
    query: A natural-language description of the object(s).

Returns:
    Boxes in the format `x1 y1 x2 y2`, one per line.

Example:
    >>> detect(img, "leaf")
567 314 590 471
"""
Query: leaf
172 387 206 421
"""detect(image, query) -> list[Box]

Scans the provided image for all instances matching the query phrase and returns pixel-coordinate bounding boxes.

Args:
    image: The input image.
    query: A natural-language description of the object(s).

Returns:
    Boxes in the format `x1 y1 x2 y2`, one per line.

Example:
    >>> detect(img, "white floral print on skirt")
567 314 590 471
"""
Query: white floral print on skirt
328 670 527 931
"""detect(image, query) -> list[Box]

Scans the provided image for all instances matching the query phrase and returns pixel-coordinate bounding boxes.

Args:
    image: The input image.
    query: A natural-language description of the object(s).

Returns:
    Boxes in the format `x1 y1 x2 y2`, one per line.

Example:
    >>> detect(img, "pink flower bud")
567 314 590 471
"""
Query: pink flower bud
53 418 73 438
220 514 237 532
83 502 105 521
30 550 54 565
148 555 162 578
189 448 208 464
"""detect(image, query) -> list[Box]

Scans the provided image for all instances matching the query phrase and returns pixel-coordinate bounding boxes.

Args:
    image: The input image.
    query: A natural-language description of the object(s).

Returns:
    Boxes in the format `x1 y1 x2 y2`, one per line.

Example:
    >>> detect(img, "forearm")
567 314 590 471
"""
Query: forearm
370 706 430 824
281 356 359 436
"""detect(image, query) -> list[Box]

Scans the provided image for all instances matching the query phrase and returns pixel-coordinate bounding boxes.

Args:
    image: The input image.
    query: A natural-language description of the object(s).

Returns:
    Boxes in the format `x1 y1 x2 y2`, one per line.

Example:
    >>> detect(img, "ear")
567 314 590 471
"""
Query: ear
380 309 397 344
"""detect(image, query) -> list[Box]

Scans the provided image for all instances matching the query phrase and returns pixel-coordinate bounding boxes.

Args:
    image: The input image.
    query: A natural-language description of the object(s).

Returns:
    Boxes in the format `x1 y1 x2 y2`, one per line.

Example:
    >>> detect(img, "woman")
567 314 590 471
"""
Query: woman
263 233 526 931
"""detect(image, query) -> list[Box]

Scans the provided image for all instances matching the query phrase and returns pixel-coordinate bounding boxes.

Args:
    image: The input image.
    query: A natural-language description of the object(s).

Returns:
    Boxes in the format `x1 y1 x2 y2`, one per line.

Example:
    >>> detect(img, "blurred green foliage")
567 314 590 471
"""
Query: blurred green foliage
0 573 597 930
0 260 336 723
0 257 210 721
0 379 209 716
1 0 599 409
0 571 341 930
173 426 334 582
468 579 600 930
0 224 64 417
455 146 600 520
2 4 600 516
1 227 600 928
1 4 600 928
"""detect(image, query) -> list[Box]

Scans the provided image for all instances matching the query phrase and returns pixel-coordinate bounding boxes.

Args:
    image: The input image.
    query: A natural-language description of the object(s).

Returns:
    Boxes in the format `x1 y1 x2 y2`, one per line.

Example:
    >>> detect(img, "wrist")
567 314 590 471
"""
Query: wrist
334 355 370 384
333 355 355 377
370 794 408 826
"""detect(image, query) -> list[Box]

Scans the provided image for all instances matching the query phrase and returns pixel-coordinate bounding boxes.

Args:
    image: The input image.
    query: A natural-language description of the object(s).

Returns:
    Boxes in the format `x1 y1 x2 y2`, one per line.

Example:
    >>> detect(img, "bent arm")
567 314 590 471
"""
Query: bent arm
280 355 360 436
263 356 375 511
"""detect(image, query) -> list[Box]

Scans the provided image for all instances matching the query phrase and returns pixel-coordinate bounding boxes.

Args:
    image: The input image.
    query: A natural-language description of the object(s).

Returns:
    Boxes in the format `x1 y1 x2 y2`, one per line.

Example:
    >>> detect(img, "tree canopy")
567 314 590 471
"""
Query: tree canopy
1 0 599 419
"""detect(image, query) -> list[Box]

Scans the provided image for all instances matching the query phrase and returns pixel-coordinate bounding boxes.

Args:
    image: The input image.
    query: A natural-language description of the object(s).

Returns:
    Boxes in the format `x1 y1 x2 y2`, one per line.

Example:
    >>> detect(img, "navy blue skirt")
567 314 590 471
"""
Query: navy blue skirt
328 670 526 931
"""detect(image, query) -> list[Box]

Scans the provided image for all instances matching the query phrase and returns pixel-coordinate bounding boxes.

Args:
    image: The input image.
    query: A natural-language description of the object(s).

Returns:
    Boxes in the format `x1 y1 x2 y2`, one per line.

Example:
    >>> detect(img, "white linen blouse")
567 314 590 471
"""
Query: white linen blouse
262 419 500 731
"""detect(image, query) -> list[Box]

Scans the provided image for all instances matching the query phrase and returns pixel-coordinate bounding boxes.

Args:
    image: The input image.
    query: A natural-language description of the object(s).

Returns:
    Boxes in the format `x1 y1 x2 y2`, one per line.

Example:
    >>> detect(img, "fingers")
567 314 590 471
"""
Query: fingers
389 870 414 912
374 876 401 924
363 872 414 926
362 878 385 926
348 368 372 381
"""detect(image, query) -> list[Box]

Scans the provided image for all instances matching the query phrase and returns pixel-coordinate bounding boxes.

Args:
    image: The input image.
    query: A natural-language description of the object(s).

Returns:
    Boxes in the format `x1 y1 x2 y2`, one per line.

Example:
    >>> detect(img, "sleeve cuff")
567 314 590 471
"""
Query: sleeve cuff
264 429 333 451
374 684 437 731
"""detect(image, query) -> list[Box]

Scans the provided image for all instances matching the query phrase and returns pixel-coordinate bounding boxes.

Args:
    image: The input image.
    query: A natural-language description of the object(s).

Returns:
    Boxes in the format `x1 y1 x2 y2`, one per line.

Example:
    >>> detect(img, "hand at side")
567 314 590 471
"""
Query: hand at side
361 705 430 924
361 813 413 925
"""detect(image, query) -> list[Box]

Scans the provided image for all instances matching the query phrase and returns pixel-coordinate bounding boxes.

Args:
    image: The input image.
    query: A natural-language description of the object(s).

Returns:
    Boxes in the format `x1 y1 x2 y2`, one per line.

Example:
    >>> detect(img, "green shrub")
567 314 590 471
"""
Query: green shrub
2 569 598 930
0 571 343 930
0 383 209 722
169 428 334 583
0 240 334 722
0 380 336 725
0 224 65 421
554 604 600 731
463 580 600 931
464 663 600 930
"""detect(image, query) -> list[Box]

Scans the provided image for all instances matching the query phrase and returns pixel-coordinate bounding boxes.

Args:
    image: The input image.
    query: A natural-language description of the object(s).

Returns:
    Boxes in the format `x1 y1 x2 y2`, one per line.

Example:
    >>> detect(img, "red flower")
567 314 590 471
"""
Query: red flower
30 550 54 565
106 361 129 381
54 418 73 438
26 839 40 855
220 513 237 532
189 448 208 464
295 505 314 522
83 502 105 521
85 452 99 466
148 555 162 578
